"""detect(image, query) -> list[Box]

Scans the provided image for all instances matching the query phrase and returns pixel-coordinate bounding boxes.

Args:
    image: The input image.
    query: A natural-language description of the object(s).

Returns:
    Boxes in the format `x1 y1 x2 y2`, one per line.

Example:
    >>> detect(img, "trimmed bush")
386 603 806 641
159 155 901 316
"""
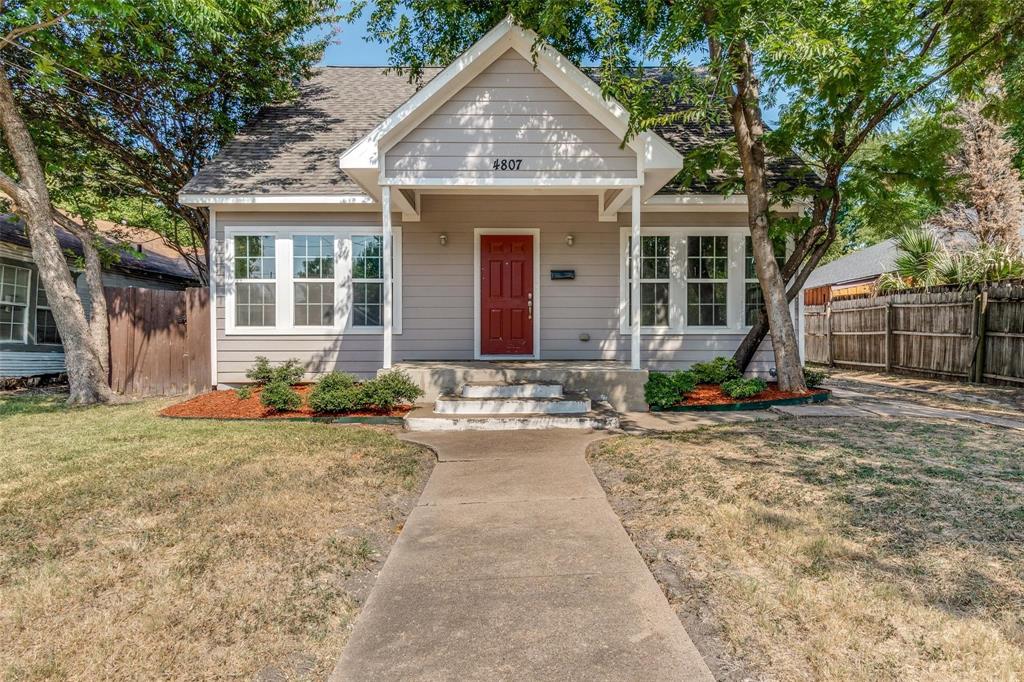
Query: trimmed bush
360 370 424 410
690 357 742 385
644 370 697 409
721 377 768 399
803 366 828 388
246 356 305 386
236 386 253 400
260 379 302 412
308 372 362 413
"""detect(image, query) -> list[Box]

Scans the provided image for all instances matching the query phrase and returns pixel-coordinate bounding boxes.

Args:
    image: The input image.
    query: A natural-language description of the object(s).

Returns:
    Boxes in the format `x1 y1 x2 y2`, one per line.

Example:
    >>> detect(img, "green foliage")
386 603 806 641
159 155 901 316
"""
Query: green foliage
802 367 827 389
245 357 305 386
235 386 253 400
690 357 742 385
721 377 768 399
259 380 302 412
644 370 697 409
308 372 362 413
878 227 1024 292
359 371 424 411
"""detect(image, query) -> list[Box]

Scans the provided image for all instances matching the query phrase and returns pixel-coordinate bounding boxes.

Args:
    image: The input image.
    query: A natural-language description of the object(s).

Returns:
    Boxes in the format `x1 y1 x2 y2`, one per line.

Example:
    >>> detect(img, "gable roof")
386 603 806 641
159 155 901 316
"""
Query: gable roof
0 215 199 284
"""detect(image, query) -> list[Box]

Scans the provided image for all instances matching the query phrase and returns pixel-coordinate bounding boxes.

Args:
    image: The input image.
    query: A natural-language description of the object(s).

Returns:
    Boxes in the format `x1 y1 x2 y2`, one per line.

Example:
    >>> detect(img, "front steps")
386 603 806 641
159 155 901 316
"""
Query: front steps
404 380 619 431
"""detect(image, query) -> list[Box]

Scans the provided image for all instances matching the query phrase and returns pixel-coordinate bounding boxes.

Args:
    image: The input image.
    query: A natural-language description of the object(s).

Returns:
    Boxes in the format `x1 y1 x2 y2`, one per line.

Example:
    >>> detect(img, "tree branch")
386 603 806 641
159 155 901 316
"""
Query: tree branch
0 11 70 50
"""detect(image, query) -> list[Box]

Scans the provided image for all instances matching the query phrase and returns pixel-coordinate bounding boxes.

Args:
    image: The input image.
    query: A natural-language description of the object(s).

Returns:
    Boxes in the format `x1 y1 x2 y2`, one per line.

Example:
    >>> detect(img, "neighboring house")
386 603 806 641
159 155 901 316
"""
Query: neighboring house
0 216 199 378
795 238 899 360
180 18 813 404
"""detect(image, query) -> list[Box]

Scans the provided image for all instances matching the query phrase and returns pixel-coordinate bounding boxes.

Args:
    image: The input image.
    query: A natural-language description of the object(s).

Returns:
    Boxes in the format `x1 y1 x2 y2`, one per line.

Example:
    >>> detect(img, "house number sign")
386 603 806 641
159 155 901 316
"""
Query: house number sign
491 158 523 170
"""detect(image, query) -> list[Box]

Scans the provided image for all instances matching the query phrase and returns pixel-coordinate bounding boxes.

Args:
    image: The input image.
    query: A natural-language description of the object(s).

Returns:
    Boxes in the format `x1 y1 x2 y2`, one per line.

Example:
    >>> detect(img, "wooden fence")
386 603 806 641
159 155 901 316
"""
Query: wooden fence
106 286 210 396
804 281 1024 386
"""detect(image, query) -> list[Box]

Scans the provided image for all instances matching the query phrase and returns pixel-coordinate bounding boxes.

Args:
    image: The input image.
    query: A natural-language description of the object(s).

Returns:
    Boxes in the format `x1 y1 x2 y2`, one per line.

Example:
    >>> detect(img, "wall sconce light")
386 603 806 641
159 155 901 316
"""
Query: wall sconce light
565 234 575 247
439 233 448 246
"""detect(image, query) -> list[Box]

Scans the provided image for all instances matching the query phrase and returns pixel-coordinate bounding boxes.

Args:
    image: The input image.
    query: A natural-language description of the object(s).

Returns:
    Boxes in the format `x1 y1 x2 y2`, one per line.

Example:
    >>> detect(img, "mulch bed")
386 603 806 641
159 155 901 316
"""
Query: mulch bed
674 383 828 408
161 385 412 420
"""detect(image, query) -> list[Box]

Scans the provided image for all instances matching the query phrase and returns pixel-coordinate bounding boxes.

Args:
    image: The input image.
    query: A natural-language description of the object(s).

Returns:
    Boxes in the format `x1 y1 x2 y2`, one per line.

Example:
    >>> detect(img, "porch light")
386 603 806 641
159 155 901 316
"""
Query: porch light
439 233 448 246
565 234 575 247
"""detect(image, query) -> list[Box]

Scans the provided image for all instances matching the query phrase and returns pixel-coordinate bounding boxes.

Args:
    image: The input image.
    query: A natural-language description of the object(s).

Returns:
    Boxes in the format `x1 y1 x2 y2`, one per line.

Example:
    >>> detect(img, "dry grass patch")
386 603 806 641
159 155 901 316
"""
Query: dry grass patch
588 418 1024 681
0 394 432 681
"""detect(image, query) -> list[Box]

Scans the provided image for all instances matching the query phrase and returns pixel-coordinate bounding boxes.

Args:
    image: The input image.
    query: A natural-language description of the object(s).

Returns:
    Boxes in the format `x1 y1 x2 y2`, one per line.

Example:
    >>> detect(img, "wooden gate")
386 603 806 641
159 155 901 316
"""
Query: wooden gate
106 286 210 396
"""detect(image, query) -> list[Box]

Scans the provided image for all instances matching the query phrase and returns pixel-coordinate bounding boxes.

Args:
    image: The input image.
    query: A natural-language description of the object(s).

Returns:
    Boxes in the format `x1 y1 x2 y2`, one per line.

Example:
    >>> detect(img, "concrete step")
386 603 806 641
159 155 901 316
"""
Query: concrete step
460 381 563 399
404 403 620 432
434 392 590 415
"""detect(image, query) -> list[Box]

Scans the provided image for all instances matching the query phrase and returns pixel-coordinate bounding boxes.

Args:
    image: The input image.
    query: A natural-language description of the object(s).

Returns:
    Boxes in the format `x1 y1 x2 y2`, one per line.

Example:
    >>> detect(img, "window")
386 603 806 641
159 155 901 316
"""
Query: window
293 235 335 326
744 237 787 326
686 236 729 326
35 287 61 345
233 235 276 327
627 235 671 327
0 264 30 342
352 235 383 327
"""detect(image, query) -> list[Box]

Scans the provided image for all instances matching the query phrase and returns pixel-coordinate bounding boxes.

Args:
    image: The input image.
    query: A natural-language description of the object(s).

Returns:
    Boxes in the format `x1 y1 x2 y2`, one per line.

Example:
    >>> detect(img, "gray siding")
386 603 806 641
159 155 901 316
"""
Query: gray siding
383 51 637 181
212 196 778 383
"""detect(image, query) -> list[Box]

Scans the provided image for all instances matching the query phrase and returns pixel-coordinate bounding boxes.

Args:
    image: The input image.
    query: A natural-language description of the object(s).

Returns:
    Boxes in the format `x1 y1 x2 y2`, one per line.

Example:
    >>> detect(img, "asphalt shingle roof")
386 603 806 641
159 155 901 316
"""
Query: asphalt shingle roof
183 66 815 197
802 239 899 289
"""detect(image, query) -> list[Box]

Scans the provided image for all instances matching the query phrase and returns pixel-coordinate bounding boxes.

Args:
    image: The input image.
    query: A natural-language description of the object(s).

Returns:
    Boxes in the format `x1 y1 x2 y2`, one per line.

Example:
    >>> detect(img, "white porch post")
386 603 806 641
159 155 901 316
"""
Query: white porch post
630 186 641 370
381 185 393 369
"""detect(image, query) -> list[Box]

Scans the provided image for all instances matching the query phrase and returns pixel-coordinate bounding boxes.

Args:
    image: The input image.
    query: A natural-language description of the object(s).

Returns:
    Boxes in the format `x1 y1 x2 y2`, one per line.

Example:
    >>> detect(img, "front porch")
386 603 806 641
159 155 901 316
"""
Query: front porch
390 360 648 412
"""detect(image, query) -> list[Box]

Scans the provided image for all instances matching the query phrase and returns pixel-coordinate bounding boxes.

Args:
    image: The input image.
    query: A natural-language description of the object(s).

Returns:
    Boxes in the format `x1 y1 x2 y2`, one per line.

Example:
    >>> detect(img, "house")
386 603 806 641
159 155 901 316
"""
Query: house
180 18 811 410
0 215 199 378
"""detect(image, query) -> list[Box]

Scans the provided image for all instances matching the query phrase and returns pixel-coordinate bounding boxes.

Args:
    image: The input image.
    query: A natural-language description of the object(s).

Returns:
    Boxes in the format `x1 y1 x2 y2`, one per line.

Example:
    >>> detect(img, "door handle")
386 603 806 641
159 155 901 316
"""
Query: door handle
528 292 533 320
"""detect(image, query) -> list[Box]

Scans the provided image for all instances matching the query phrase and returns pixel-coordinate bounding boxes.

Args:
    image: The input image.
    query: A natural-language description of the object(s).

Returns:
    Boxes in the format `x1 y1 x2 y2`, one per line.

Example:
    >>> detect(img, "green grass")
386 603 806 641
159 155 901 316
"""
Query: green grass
589 418 1024 681
0 394 432 681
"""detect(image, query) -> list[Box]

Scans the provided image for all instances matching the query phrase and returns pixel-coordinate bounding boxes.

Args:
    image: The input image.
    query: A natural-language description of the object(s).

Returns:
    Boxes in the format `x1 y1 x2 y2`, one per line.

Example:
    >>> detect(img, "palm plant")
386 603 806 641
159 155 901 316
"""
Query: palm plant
878 227 1024 292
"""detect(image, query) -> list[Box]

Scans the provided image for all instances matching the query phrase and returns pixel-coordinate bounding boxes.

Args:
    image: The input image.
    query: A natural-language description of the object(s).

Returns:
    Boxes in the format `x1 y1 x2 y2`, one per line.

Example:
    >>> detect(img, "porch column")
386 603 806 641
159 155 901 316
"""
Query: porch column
630 186 641 370
381 185 393 369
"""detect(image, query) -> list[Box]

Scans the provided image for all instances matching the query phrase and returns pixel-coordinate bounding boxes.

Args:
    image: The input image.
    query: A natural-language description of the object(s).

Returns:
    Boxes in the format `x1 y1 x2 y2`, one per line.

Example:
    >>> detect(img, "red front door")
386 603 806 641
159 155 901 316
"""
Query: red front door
480 234 534 355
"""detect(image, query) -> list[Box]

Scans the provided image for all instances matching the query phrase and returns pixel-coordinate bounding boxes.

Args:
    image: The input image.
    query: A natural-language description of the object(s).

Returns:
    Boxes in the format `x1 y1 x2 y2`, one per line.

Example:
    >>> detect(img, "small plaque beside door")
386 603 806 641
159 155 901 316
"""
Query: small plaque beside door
550 270 575 280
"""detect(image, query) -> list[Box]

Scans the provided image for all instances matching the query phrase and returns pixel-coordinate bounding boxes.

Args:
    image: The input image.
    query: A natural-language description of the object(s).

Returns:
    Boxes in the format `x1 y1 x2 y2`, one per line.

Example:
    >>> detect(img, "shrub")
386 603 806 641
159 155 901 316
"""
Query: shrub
308 372 363 413
644 370 697 410
690 357 741 385
722 377 768 399
803 366 828 388
259 379 302 412
245 356 305 386
360 370 424 410
236 386 252 400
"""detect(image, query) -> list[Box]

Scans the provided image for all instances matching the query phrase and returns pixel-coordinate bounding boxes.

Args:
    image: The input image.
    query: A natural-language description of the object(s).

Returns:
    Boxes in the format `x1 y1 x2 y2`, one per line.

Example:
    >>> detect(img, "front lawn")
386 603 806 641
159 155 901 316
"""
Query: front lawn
0 393 433 680
589 418 1024 681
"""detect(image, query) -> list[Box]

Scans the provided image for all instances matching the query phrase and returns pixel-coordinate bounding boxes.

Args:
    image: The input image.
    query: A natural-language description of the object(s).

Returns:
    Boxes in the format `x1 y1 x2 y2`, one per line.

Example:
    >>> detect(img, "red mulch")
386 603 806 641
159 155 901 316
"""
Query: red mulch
160 385 412 419
680 383 828 407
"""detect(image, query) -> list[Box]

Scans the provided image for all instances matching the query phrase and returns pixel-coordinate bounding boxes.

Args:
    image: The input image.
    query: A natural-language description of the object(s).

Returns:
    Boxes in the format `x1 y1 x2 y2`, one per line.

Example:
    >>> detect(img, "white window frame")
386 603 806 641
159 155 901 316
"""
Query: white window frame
743 236 789 329
223 226 402 336
292 233 340 330
0 263 31 345
685 233 733 331
619 226 746 335
34 285 62 346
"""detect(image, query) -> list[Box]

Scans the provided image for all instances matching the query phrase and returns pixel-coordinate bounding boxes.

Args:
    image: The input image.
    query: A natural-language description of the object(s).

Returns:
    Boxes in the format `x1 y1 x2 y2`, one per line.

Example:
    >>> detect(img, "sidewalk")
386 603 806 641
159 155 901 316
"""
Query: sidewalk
330 430 714 681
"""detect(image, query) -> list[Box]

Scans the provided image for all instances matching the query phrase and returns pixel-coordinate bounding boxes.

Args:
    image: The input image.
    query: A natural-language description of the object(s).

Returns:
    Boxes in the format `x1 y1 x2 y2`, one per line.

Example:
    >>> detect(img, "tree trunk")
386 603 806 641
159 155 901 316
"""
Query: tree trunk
0 69 115 405
60 216 111 376
727 43 807 392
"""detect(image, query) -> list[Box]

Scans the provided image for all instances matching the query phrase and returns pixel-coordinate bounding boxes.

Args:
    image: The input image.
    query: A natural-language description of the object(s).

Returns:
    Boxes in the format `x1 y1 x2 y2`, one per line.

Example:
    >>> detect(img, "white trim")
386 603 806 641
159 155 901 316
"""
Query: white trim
180 193 375 207
473 227 541 360
630 187 641 369
222 225 403 336
384 177 643 189
381 187 393 369
209 208 218 388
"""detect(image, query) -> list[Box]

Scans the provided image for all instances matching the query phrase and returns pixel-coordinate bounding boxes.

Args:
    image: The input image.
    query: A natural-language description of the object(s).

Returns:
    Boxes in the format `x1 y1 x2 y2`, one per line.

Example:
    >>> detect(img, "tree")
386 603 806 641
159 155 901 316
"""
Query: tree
353 0 1022 391
878 226 1024 291
932 85 1024 251
5 1 334 283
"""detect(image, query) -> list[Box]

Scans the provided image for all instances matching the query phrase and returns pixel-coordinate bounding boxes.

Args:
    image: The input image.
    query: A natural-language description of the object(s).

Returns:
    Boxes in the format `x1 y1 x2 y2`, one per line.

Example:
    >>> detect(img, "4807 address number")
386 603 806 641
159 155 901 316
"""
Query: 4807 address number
492 158 523 171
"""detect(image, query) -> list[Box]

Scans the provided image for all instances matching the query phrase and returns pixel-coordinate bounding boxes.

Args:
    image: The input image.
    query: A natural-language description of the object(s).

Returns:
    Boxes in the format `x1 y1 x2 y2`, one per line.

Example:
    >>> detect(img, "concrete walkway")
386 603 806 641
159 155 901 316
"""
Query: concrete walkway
330 430 714 681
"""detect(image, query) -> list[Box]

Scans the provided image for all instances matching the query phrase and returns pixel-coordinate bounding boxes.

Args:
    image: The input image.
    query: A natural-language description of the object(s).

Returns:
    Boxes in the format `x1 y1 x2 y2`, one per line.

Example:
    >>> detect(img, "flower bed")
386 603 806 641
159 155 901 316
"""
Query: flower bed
161 386 412 421
654 383 830 412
